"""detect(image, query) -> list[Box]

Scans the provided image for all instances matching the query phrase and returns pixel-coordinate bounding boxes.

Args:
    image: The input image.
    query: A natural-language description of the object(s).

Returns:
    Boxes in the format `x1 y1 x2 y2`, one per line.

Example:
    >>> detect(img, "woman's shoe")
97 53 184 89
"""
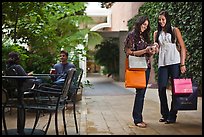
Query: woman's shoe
135 122 147 128
142 121 147 125
165 119 176 124
159 118 167 122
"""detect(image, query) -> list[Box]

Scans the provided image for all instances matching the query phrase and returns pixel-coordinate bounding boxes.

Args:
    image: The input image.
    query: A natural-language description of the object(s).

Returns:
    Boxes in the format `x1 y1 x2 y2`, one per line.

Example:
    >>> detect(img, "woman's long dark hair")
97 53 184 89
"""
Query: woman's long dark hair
133 15 151 45
155 10 175 43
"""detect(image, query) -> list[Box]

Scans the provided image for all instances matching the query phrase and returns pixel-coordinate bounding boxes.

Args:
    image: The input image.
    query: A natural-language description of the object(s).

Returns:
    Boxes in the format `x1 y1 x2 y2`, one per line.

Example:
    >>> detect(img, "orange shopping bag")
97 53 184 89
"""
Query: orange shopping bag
125 58 146 88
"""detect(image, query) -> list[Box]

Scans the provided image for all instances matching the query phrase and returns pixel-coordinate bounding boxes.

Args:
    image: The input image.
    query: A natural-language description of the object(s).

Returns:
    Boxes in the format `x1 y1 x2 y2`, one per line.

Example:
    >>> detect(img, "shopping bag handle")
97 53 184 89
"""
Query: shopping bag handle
179 72 188 79
179 72 199 87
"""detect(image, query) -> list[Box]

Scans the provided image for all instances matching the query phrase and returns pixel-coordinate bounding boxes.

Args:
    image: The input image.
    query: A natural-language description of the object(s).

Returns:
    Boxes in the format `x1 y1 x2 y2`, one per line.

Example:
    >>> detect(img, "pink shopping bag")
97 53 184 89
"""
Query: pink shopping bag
173 78 193 95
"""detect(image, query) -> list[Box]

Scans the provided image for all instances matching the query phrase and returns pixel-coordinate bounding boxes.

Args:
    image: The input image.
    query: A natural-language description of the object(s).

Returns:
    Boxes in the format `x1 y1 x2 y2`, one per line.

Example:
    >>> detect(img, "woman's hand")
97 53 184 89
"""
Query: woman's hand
180 65 186 74
146 46 155 55
27 71 33 76
153 42 159 47
126 49 133 55
153 42 159 53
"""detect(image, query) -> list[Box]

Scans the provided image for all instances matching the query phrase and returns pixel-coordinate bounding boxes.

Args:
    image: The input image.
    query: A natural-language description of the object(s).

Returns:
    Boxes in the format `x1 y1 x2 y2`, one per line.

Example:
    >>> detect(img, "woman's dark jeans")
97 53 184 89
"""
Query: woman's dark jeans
132 68 150 124
158 64 180 121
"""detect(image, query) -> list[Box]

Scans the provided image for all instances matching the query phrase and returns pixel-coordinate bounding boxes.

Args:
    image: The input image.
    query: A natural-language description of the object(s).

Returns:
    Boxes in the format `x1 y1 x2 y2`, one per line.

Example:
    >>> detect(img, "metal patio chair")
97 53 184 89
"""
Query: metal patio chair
66 68 83 134
38 68 84 134
24 68 76 135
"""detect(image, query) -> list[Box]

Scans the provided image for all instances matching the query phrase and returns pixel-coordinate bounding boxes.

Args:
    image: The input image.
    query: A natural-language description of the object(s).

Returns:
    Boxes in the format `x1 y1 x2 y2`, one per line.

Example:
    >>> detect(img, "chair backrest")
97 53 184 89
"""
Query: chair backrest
5 65 18 84
2 88 8 105
73 68 83 88
61 68 76 98
3 65 19 98
68 68 83 99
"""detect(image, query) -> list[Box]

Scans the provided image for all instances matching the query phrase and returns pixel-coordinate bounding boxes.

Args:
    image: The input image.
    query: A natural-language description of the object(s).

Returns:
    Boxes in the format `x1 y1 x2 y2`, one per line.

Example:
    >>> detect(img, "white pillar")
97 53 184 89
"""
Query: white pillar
77 44 87 80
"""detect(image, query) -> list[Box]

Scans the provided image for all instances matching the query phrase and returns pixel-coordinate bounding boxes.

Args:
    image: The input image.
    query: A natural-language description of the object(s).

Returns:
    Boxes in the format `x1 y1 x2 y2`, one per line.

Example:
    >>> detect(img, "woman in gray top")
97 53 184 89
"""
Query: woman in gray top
153 10 187 124
5 52 37 92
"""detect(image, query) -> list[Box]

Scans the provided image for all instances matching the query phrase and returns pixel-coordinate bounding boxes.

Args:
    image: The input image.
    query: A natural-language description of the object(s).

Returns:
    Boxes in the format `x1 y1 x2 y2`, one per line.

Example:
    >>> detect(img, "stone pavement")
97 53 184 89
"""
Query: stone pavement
79 73 202 135
2 73 202 135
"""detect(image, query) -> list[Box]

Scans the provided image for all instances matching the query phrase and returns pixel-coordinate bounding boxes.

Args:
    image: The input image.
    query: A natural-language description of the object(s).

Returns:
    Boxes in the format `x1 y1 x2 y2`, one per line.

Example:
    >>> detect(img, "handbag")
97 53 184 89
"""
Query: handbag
173 78 193 95
125 58 146 88
173 83 198 110
128 55 147 70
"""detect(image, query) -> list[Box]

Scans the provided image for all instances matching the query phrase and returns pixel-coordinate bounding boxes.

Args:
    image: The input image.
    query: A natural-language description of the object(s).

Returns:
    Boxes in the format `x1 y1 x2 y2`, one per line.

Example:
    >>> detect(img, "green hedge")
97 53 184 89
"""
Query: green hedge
128 2 202 96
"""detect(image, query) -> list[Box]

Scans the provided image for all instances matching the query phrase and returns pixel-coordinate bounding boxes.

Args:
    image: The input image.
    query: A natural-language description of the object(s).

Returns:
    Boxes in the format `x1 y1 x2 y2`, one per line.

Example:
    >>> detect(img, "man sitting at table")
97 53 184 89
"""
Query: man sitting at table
51 50 75 86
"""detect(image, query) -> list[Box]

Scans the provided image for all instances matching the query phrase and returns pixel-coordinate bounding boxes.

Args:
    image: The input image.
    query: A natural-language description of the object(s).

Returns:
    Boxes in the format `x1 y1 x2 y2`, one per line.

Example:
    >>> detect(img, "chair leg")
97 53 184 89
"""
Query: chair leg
2 107 8 135
55 110 59 135
31 110 52 135
62 108 68 135
31 110 41 135
73 102 79 133
44 112 53 135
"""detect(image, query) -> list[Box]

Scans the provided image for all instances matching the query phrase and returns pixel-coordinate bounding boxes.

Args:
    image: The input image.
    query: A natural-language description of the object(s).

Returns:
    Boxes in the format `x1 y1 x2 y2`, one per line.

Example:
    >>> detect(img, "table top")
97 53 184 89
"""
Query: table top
2 75 38 79
32 74 62 76
2 74 63 79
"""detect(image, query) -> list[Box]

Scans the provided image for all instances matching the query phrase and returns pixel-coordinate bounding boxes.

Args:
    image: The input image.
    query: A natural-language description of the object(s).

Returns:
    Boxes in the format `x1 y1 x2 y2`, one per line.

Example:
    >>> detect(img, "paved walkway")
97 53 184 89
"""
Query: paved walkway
2 73 202 135
79 73 202 135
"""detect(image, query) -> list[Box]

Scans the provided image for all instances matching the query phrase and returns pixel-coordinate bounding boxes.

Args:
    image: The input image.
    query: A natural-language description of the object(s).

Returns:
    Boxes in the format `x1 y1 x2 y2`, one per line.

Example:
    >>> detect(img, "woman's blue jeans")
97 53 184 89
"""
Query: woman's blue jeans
158 64 180 121
132 68 150 124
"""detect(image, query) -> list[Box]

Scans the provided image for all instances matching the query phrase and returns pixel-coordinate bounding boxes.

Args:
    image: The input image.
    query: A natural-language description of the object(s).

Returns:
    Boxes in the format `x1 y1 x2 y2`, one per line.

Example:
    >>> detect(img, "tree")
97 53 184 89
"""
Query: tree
100 2 115 9
2 2 103 73
94 38 119 77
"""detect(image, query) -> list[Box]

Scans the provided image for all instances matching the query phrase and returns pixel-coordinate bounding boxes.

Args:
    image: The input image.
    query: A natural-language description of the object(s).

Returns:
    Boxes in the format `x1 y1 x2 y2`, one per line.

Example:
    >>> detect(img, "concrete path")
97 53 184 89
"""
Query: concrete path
2 73 202 135
79 73 202 135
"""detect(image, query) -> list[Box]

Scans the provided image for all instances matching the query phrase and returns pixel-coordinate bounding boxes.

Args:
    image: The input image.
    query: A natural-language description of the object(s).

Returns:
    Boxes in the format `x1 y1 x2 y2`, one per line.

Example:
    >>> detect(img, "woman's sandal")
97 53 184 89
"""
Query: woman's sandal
142 121 147 126
135 122 147 128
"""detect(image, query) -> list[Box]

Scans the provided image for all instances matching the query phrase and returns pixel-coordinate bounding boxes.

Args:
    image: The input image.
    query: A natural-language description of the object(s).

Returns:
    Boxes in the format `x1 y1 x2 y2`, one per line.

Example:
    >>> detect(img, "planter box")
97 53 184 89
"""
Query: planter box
76 86 83 101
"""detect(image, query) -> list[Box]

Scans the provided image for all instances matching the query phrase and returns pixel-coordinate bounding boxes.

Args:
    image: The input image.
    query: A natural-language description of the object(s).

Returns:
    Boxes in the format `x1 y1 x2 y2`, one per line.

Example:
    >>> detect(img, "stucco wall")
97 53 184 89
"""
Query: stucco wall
91 2 156 84
110 2 145 31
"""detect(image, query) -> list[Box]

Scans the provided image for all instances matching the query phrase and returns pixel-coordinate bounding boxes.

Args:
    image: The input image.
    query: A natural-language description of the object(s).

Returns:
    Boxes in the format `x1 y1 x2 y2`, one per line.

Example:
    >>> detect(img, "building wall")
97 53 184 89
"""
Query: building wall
110 2 145 31
88 2 156 84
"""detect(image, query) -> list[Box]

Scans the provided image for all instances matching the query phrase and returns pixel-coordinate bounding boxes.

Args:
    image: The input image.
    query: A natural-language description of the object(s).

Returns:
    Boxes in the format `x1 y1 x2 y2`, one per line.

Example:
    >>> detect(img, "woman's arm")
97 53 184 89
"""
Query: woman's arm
153 31 157 43
153 31 159 53
124 33 134 56
15 65 28 76
131 48 150 56
124 32 152 56
174 27 187 73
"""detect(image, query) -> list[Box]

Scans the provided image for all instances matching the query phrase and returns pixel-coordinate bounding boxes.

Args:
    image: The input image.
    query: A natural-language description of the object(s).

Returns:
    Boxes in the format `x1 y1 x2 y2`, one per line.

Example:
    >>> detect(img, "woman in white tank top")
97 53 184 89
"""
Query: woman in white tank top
153 10 187 124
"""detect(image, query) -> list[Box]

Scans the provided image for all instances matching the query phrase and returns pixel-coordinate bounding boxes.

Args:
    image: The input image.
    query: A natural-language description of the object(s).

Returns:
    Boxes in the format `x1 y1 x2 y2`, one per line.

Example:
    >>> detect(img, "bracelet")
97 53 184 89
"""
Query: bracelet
131 51 133 55
180 64 185 67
